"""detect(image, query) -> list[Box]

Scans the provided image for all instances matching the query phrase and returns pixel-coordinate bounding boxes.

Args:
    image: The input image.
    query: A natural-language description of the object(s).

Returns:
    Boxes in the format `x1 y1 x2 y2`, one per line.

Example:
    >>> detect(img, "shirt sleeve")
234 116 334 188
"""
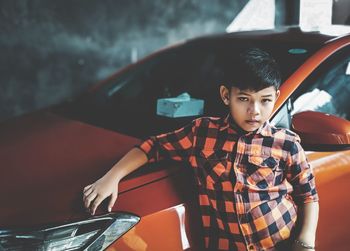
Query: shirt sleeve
135 119 197 163
286 135 319 205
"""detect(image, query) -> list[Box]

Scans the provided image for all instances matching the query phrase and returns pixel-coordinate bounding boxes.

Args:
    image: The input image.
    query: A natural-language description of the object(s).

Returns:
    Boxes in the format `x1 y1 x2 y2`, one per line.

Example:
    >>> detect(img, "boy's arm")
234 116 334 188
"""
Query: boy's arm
83 147 147 215
83 119 197 215
137 119 196 163
286 136 319 249
293 202 319 250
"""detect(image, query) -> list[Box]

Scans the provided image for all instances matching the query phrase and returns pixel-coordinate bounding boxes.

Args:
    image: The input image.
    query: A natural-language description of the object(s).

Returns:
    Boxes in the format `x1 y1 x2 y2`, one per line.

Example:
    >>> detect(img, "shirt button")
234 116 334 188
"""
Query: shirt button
248 244 255 250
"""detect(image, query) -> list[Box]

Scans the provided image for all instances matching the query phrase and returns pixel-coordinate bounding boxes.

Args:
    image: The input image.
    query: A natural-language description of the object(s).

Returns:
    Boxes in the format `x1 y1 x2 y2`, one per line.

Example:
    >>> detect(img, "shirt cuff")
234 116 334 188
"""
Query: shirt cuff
294 192 319 205
134 138 156 163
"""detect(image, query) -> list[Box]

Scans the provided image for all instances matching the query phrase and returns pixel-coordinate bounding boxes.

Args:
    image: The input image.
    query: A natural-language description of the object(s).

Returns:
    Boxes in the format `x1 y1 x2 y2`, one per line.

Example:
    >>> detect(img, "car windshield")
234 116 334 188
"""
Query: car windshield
54 35 326 138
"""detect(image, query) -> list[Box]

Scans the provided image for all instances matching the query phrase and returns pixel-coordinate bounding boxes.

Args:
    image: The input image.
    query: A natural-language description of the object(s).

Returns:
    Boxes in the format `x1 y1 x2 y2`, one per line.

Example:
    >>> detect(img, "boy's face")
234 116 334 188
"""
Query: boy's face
220 85 280 132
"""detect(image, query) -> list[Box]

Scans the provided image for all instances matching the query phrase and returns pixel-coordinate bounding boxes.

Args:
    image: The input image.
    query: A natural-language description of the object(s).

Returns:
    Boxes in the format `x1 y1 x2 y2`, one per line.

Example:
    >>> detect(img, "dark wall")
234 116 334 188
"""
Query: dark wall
0 0 249 122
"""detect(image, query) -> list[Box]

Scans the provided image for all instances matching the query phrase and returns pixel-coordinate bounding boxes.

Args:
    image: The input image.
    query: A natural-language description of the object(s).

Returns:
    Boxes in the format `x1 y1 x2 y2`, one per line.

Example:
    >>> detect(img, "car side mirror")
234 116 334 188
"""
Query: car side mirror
291 111 350 150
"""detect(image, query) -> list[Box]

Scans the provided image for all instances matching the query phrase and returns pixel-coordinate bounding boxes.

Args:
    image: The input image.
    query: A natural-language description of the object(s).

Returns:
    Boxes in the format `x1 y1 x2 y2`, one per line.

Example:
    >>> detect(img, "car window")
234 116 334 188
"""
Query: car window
55 37 324 138
291 45 350 121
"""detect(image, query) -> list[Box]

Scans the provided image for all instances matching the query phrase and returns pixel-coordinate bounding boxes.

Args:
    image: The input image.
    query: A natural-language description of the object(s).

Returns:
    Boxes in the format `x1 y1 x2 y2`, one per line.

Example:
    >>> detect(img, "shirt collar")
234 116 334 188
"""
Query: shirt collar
220 113 273 137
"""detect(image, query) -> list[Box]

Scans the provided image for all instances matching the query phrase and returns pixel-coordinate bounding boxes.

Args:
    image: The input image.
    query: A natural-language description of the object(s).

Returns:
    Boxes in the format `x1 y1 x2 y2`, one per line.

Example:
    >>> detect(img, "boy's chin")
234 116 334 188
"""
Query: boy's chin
243 128 259 132
241 122 261 132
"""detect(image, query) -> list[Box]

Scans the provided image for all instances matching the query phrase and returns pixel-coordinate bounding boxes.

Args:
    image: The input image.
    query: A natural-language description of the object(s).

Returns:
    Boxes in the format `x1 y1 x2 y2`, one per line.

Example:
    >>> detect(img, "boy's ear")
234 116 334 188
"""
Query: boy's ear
220 85 230 105
275 90 280 100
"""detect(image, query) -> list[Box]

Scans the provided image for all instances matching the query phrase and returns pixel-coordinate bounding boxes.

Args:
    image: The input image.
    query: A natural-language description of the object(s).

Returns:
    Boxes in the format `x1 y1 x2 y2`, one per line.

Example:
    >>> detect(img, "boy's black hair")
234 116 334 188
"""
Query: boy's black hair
223 47 281 91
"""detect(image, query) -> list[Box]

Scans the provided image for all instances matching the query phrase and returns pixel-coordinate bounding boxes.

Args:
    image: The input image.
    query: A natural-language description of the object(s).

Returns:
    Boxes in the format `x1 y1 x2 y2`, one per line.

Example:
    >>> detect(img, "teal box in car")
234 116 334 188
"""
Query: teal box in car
156 93 204 118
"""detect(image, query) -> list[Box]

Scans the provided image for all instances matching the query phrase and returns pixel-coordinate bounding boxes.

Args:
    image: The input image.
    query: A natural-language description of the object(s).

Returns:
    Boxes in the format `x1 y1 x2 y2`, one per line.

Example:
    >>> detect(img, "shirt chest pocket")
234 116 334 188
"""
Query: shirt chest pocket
245 155 283 188
196 148 231 184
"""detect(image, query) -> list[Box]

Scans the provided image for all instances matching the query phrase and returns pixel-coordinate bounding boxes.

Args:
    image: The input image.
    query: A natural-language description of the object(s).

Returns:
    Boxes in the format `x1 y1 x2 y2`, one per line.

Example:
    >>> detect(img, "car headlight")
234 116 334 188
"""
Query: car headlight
0 212 140 250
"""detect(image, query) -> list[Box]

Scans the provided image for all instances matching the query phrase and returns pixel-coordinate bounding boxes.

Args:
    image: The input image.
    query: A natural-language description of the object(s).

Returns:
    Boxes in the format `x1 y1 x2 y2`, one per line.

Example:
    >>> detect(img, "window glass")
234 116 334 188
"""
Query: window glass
291 46 350 121
55 37 324 137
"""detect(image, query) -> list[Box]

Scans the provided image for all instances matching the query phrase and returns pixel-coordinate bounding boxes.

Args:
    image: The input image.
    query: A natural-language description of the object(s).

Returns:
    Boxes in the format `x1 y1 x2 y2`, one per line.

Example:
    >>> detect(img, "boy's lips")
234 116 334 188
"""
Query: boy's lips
246 120 260 125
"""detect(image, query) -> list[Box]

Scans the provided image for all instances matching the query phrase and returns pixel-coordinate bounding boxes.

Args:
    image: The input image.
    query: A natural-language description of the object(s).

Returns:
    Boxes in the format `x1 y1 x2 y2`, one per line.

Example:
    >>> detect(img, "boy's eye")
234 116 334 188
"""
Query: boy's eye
238 97 248 101
262 99 272 103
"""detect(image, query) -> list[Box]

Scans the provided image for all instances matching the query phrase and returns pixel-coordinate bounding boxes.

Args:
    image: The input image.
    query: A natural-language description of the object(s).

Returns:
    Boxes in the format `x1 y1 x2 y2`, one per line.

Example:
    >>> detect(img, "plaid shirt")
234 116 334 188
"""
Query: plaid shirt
137 114 319 251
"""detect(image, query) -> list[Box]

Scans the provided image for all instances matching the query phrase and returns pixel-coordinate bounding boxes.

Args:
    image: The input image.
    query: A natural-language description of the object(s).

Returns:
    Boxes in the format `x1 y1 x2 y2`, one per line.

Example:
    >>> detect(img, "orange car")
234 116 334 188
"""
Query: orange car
1 27 349 251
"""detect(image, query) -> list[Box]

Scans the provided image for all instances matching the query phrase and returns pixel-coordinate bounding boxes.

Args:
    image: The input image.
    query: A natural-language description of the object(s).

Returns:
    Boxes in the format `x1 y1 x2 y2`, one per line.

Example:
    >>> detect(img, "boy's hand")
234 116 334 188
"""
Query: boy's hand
291 244 314 251
82 147 148 215
83 174 119 215
291 239 315 251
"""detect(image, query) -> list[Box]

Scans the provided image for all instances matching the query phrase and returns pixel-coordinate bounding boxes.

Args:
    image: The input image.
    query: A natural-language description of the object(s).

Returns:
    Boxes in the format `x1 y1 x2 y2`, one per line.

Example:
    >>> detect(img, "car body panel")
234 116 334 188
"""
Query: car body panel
0 111 164 228
308 150 350 251
109 164 203 250
0 111 202 228
107 204 200 251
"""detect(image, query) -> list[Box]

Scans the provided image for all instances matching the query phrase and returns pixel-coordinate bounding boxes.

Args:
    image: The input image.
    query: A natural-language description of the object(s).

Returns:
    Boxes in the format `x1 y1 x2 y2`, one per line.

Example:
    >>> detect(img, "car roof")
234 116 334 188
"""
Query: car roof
188 26 335 45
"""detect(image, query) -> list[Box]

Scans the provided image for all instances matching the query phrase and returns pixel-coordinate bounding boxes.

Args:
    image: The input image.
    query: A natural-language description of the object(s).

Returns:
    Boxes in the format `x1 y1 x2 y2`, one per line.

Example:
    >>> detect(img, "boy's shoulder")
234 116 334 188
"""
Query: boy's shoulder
269 124 304 156
269 124 301 143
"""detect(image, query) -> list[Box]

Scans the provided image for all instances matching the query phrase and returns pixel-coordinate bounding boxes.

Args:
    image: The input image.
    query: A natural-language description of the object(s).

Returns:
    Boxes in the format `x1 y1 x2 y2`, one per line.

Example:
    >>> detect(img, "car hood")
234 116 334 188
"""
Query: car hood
0 111 167 229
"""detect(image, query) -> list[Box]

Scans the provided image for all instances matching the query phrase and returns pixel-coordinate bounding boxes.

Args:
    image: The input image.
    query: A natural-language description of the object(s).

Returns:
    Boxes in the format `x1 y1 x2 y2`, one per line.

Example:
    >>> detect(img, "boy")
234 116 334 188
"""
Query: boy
83 48 319 251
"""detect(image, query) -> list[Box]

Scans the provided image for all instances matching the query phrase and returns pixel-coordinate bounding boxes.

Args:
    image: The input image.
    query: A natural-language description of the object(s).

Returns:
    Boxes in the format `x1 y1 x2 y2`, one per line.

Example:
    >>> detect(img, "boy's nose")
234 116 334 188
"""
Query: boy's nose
248 102 260 115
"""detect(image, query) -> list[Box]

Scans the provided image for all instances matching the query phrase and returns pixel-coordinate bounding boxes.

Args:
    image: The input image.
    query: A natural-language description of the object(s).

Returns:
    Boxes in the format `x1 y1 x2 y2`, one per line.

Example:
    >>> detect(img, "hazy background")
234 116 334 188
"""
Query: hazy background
0 0 251 122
